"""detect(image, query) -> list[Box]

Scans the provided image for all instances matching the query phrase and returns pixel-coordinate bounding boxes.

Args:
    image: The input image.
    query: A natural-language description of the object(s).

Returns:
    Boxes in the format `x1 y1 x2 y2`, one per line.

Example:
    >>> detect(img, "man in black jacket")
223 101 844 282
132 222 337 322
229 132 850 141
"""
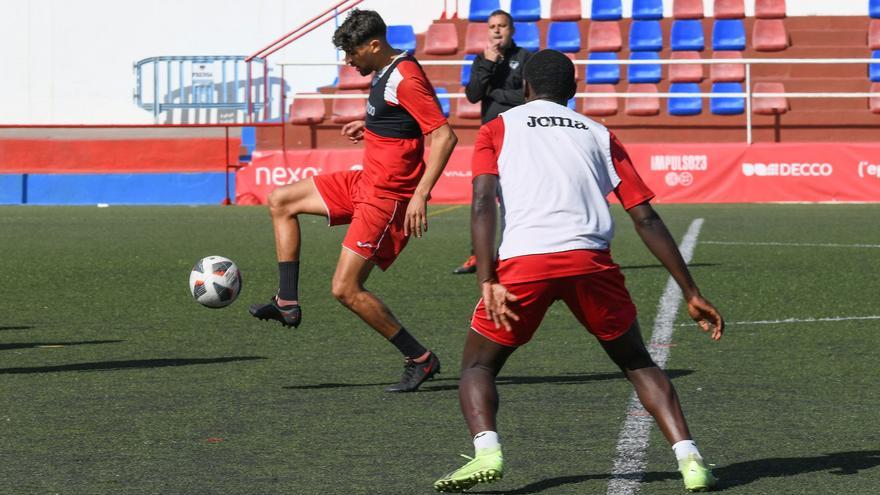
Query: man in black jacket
454 9 532 275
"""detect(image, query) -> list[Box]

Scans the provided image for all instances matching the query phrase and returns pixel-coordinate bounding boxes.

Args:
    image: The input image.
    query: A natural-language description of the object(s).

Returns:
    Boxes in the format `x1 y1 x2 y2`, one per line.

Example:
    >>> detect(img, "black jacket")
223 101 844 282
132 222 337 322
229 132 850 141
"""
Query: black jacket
465 44 532 124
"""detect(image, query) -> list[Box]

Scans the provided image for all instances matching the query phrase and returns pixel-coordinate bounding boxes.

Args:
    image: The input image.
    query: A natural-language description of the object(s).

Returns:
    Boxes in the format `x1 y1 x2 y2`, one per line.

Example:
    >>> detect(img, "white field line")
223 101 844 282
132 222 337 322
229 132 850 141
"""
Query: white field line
676 315 880 327
702 240 880 249
606 218 704 495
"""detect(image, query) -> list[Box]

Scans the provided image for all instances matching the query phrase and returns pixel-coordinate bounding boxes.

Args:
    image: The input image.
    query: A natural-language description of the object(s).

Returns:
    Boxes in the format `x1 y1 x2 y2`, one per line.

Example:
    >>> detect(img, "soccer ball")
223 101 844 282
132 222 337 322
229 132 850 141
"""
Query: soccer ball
189 255 242 308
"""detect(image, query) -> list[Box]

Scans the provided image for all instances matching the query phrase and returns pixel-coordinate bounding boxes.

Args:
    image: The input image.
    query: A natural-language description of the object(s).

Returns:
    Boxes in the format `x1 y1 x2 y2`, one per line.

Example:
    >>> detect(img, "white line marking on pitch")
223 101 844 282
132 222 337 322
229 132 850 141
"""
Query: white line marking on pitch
702 240 880 249
606 218 704 495
676 315 880 327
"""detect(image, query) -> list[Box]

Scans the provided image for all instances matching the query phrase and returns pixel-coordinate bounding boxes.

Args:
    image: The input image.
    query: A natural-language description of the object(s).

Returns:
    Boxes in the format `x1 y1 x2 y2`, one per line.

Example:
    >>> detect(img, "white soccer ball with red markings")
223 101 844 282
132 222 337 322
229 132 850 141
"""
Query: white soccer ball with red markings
189 255 242 308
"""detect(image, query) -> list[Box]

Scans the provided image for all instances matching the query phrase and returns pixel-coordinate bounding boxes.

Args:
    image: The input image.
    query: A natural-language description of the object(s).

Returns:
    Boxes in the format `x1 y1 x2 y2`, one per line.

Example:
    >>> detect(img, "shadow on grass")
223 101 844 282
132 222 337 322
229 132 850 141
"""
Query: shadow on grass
0 356 266 374
0 326 34 331
475 449 880 494
283 369 694 391
621 262 718 271
0 340 122 351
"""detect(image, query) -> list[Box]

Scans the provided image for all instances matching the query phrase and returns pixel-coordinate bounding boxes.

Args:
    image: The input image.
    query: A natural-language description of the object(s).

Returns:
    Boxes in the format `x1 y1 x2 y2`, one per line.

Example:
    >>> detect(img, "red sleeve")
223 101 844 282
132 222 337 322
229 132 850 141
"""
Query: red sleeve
395 61 448 135
610 132 655 209
472 117 505 178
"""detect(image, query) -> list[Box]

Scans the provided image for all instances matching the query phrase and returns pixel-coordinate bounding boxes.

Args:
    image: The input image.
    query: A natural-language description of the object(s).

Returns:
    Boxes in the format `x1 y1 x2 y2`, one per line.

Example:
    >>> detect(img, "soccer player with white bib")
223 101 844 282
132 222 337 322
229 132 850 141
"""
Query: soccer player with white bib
434 50 724 493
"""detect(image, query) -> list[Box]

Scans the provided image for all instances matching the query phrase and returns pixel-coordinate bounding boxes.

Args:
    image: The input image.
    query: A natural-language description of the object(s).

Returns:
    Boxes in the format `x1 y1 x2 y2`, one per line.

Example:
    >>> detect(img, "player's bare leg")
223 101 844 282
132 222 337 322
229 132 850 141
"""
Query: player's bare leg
250 178 326 328
332 249 440 392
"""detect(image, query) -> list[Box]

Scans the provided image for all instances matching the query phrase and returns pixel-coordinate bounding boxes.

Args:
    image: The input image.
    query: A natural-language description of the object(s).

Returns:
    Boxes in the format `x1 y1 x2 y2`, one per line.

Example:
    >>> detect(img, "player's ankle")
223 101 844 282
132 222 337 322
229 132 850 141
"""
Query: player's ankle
672 439 703 462
275 296 299 307
412 350 432 363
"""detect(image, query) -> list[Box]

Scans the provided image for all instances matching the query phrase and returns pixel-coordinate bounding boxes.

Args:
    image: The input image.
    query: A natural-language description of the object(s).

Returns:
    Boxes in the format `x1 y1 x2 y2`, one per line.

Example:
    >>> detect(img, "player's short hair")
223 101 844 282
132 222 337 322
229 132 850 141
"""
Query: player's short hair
332 9 387 53
488 9 514 27
523 49 576 101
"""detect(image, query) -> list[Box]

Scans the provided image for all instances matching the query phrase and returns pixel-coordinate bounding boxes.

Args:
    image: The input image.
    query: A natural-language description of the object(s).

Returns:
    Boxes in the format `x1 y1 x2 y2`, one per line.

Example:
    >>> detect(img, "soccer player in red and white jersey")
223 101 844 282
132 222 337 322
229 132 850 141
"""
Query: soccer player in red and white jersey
250 10 457 393
434 51 724 492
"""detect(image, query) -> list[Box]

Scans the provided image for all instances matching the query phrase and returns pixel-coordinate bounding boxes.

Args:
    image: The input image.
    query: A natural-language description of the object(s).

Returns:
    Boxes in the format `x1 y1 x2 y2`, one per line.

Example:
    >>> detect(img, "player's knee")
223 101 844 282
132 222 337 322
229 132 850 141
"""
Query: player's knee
267 188 300 217
618 347 657 372
330 277 359 306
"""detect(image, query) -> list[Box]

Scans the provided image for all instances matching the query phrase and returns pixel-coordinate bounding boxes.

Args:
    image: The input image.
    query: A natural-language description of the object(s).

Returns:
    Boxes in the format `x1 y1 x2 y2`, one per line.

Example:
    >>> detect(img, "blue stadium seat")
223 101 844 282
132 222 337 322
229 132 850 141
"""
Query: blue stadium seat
239 126 256 161
872 0 880 19
712 19 746 51
872 51 880 82
547 22 581 52
469 0 501 22
511 0 542 22
387 25 416 54
671 19 705 51
627 52 662 83
710 82 745 115
461 54 477 86
668 83 702 115
514 22 541 52
567 97 576 110
586 52 620 84
632 0 663 20
434 87 451 117
591 0 623 21
629 20 663 51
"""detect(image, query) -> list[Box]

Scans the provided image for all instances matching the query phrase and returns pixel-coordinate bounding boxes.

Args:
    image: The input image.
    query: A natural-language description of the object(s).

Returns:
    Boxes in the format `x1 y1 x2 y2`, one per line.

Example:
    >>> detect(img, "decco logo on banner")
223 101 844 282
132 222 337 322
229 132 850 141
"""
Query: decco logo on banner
741 162 833 177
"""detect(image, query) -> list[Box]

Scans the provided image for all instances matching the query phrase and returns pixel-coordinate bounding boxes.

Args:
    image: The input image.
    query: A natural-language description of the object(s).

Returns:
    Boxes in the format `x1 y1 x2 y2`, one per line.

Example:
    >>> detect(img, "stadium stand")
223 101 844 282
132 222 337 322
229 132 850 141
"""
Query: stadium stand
424 23 458 55
588 21 623 51
591 0 623 21
753 19 789 51
547 21 581 52
460 54 476 86
586 52 620 84
669 51 704 82
513 22 541 51
337 65 371 90
331 90 367 123
582 84 618 115
511 0 542 22
755 0 787 18
289 95 326 125
550 0 582 21
752 82 788 115
870 20 880 50
871 83 880 113
465 23 489 54
629 20 664 51
566 52 582 81
872 51 880 82
632 0 664 20
628 52 662 83
624 83 661 115
671 19 706 51
710 51 745 82
713 19 747 50
710 82 745 115
435 87 451 117
673 0 704 19
455 89 482 119
469 0 500 22
714 0 745 19
872 0 880 19
668 82 702 115
387 25 416 54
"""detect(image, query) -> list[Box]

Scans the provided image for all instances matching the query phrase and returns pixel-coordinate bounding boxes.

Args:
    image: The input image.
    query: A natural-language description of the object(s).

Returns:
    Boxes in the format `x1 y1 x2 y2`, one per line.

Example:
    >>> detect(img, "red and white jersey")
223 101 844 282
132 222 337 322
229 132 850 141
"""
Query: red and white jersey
472 99 654 266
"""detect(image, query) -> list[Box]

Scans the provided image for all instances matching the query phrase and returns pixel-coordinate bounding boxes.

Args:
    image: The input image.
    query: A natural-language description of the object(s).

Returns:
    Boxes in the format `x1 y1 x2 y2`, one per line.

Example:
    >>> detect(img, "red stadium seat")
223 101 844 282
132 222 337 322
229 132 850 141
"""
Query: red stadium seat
752 82 788 115
337 65 371 90
588 21 622 52
624 83 660 116
566 52 582 82
424 23 459 55
456 89 483 119
755 0 786 19
870 19 880 50
289 94 326 125
753 19 789 51
550 0 583 21
669 51 704 82
710 51 745 82
673 0 704 19
465 23 489 54
581 84 618 116
331 90 367 124
871 83 880 114
714 0 744 19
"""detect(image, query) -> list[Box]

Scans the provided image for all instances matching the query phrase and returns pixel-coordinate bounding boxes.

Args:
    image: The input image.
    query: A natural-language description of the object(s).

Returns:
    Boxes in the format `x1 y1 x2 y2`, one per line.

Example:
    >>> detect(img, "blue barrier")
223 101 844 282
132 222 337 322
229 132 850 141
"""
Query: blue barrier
1 172 234 205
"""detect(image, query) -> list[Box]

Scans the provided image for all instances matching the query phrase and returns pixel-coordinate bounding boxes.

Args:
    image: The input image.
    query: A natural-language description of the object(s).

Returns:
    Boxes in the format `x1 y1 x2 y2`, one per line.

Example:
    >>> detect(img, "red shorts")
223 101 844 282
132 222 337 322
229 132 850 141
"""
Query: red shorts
313 170 409 271
471 267 637 347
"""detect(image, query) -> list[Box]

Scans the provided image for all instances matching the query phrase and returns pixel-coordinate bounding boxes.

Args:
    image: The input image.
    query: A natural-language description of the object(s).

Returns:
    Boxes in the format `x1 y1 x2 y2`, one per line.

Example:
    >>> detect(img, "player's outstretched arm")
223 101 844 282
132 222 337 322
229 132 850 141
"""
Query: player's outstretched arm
404 123 457 238
627 202 724 340
340 120 365 143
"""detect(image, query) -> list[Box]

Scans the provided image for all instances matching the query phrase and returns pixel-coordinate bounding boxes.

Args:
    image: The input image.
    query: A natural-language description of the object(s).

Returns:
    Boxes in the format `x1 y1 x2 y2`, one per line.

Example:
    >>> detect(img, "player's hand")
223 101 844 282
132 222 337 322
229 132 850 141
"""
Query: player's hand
340 120 365 143
403 192 429 238
484 41 502 62
482 281 520 331
686 294 724 341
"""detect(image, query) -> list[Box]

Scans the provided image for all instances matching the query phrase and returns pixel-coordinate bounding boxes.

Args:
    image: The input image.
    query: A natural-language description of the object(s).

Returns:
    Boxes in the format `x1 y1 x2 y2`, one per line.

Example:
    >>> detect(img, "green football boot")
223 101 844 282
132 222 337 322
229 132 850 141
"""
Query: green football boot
434 446 504 493
679 454 718 492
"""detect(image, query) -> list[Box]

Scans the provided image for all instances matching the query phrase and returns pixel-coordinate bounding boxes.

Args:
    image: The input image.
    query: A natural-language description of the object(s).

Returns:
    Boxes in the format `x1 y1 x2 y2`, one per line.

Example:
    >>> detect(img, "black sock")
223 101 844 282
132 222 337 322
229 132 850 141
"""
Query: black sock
278 261 299 301
388 328 428 359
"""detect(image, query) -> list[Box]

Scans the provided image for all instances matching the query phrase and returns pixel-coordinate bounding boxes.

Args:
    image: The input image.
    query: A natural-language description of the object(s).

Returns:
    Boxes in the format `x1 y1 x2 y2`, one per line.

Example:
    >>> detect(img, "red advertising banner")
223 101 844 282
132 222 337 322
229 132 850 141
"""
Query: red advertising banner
235 143 880 205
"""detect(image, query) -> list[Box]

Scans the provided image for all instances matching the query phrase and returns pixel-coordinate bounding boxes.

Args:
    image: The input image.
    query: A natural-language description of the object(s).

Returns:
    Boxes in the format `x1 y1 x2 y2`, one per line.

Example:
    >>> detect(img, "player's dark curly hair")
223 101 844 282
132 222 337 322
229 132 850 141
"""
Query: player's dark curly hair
332 9 387 53
523 49 576 102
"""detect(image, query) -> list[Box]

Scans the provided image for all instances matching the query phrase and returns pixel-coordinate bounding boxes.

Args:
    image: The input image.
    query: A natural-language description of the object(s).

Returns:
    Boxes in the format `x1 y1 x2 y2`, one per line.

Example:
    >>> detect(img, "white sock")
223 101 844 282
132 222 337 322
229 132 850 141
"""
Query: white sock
473 431 500 452
672 439 702 461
